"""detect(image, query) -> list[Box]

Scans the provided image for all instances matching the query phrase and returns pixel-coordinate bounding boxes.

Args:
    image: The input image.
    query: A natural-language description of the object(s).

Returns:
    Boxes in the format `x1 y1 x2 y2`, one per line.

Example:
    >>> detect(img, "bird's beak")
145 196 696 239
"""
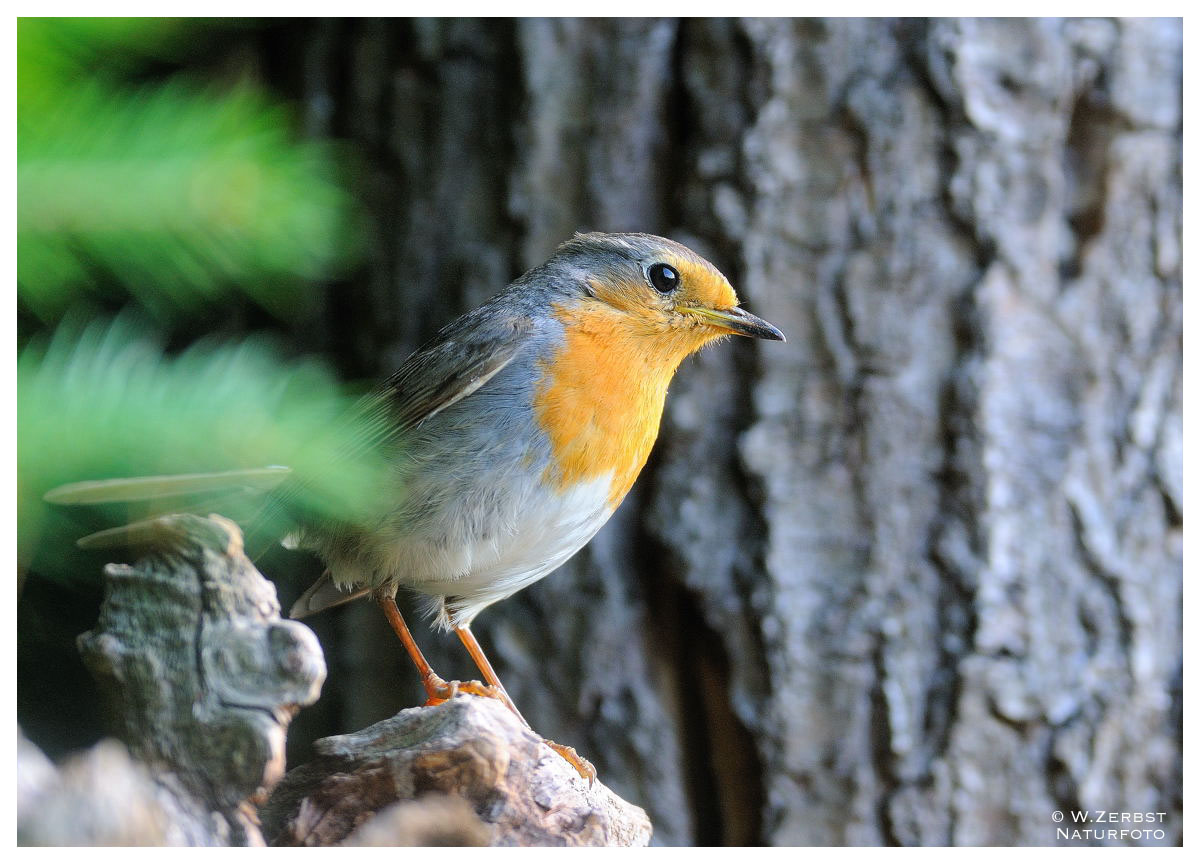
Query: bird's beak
684 305 786 342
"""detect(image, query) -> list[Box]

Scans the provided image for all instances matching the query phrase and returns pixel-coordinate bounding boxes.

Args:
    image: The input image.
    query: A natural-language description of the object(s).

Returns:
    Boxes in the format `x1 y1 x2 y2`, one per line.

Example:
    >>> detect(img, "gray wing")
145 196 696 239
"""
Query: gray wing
352 308 534 454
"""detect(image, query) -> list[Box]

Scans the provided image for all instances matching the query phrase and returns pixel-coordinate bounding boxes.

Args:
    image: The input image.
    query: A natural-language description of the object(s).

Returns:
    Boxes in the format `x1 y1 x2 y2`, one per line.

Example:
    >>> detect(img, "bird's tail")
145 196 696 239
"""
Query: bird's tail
288 570 371 618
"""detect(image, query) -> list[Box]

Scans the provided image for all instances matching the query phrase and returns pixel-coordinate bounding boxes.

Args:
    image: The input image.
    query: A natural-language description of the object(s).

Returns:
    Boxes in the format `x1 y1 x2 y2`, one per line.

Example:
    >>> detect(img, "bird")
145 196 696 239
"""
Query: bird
49 232 785 783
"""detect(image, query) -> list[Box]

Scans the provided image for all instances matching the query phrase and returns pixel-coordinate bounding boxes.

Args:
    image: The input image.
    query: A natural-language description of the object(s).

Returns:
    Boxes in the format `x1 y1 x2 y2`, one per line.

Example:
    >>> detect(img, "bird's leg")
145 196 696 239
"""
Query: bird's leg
454 625 528 724
376 596 502 706
455 625 596 785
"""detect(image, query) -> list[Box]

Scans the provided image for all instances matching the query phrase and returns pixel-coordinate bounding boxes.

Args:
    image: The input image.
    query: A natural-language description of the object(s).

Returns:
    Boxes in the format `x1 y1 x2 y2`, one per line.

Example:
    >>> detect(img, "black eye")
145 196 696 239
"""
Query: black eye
648 262 681 293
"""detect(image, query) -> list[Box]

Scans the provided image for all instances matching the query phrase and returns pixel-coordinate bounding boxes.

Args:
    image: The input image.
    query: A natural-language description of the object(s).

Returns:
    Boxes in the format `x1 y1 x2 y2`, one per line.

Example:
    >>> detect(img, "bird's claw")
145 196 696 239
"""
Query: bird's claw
545 740 596 786
423 675 504 706
420 671 595 786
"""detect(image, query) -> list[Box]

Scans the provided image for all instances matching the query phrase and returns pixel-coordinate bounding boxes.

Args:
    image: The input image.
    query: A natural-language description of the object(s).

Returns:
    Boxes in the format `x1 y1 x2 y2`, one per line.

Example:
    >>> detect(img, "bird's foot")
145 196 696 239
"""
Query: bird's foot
544 739 596 786
422 674 505 707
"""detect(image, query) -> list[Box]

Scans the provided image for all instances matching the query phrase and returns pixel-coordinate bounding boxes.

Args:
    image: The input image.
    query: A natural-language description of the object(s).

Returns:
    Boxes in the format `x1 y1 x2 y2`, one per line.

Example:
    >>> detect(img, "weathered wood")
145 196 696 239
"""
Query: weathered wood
339 794 492 846
35 513 650 847
74 515 327 845
262 696 653 847
19 733 174 845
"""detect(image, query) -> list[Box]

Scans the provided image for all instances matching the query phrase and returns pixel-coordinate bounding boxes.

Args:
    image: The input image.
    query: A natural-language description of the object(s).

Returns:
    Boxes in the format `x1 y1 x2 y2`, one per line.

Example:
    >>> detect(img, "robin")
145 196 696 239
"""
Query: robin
54 232 785 783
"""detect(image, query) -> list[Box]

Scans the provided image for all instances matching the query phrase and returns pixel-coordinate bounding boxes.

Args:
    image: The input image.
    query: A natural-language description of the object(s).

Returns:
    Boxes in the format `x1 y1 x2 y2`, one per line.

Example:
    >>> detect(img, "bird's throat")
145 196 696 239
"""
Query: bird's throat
533 303 701 508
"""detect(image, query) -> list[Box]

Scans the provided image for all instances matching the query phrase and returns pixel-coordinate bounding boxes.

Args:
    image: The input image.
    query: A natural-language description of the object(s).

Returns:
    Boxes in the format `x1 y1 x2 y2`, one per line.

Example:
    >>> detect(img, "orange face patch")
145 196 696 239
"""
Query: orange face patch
532 245 744 508
586 253 740 320
664 253 739 311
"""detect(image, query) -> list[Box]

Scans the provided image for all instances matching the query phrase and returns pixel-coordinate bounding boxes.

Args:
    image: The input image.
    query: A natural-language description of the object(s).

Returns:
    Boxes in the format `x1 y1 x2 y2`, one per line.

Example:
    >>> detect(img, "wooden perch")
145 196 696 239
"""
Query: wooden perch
26 512 651 846
261 696 653 846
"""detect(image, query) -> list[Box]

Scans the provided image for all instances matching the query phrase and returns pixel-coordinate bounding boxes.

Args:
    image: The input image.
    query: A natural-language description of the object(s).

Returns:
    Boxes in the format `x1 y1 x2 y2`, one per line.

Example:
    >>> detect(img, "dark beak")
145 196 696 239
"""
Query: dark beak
685 305 786 342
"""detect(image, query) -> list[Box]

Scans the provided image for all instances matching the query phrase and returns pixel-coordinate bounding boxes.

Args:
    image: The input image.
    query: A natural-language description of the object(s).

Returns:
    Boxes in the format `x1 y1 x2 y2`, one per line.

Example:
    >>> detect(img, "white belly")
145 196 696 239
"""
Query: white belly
363 472 616 629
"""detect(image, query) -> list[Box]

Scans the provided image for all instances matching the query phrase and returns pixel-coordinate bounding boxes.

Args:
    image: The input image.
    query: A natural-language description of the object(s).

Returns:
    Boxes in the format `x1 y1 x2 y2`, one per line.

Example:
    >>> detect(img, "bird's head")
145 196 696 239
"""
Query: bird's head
548 232 785 364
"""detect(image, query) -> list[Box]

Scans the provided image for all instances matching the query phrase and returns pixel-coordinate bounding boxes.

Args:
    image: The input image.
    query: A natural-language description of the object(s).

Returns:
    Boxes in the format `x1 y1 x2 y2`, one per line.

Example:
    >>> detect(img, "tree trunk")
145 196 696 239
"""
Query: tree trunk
249 17 1181 846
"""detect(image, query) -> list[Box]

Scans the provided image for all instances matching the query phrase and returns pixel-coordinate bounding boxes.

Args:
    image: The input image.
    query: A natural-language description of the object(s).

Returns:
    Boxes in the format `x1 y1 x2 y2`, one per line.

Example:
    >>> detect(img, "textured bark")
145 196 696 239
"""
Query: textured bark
72 515 327 845
246 17 1180 846
262 697 653 846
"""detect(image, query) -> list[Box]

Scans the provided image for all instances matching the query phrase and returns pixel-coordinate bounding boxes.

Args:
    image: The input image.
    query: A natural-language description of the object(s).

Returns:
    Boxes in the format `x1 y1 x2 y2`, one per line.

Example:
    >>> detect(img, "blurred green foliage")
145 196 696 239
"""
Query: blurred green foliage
18 316 394 569
17 17 192 91
17 18 385 571
18 315 392 569
18 18 361 321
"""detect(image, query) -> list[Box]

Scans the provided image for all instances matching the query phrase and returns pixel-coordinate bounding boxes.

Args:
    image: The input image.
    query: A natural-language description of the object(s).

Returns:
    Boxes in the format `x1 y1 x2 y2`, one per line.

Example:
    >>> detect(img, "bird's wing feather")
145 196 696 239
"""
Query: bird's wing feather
261 309 533 524
350 310 534 454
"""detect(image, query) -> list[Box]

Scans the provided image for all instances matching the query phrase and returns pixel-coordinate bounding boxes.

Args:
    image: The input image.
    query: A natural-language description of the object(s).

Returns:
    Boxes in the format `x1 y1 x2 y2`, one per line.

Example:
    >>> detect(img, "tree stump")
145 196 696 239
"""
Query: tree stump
18 732 176 845
73 514 327 845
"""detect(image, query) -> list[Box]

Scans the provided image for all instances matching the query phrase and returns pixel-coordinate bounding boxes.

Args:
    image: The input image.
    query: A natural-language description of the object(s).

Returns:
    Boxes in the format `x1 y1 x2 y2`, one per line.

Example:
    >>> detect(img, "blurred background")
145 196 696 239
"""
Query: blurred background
17 18 1182 846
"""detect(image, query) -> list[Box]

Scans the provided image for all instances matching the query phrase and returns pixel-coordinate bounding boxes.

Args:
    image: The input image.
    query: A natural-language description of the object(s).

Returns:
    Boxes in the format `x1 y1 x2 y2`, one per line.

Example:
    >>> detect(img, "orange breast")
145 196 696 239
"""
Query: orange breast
532 302 686 508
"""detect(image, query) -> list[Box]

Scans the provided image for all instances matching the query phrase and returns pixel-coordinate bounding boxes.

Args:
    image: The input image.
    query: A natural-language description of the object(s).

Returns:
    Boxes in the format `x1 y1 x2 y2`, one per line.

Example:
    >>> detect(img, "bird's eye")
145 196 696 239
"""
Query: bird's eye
648 263 681 293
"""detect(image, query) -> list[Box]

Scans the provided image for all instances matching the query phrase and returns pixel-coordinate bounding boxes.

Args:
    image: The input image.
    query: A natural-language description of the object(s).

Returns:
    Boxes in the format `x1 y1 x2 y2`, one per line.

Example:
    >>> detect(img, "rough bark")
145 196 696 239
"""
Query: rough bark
718 18 1182 845
262 697 653 846
251 17 1180 846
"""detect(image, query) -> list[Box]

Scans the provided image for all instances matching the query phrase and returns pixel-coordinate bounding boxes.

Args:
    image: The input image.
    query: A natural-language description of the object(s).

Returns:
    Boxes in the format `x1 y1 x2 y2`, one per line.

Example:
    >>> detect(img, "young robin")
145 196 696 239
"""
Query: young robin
56 232 785 783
